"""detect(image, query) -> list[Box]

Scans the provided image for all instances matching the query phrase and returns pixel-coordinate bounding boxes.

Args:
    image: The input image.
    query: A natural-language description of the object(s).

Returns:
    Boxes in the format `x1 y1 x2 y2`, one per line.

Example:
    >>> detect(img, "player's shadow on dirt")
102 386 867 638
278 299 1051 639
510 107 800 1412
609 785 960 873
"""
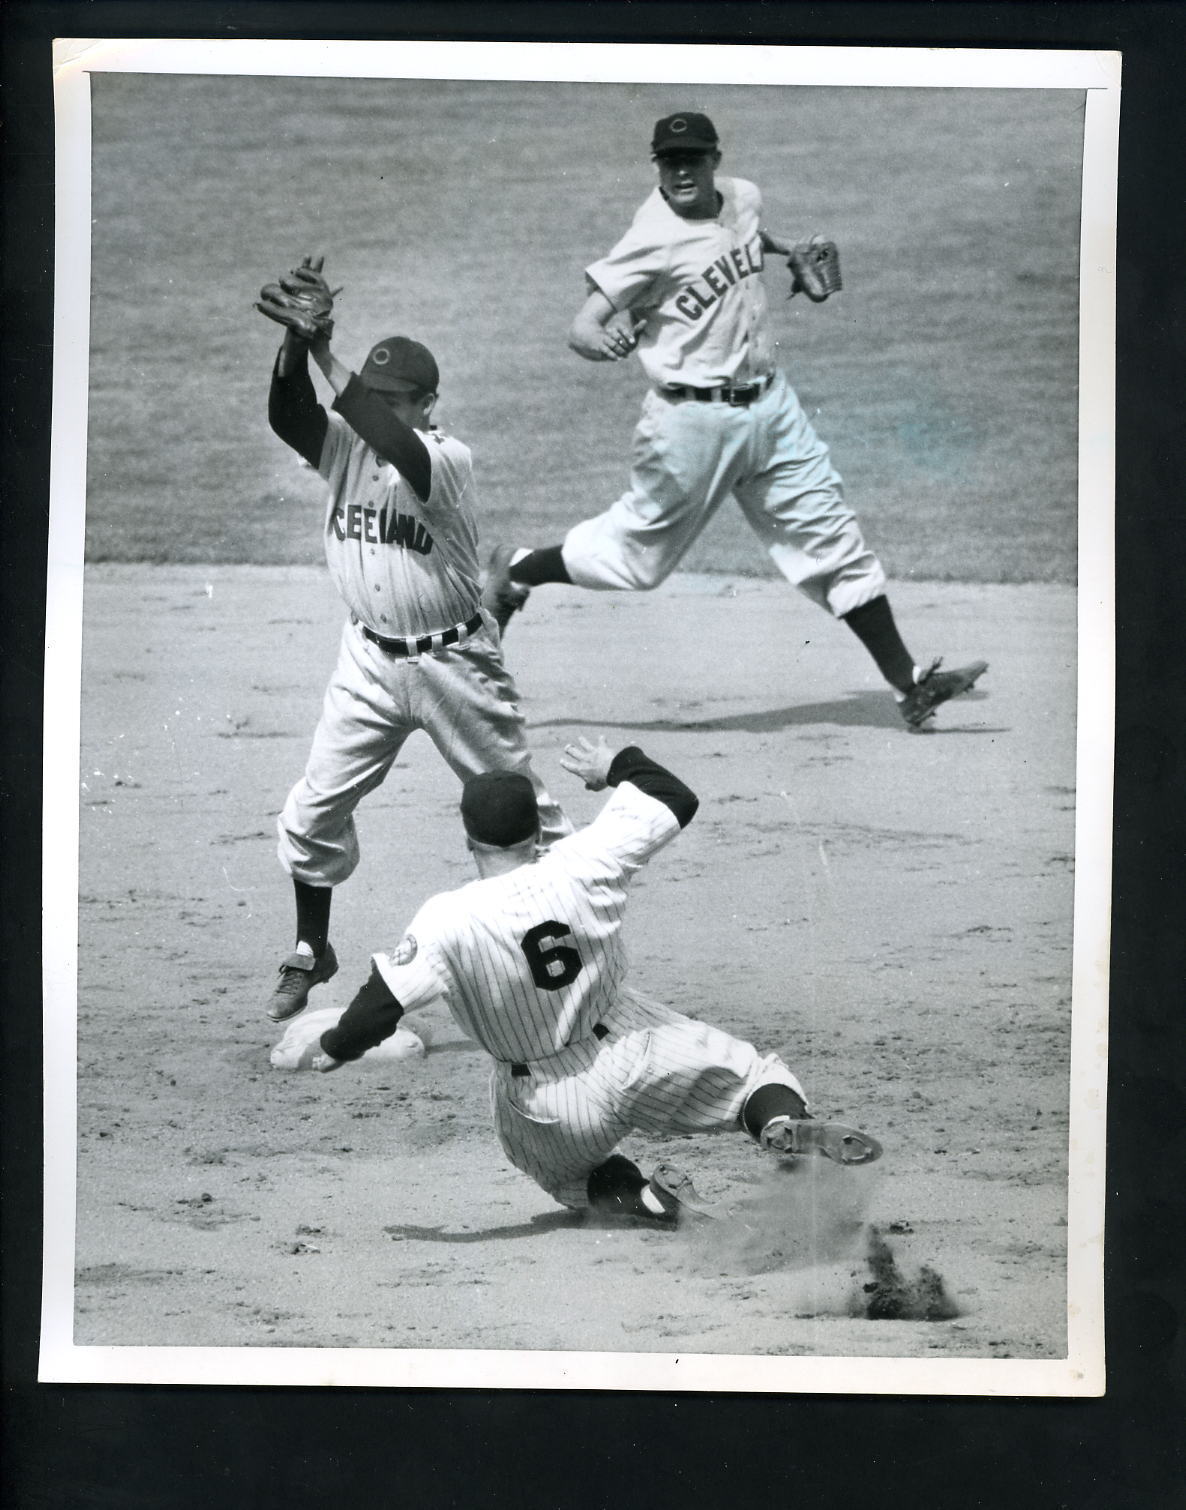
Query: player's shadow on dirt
385 1211 585 1243
532 689 997 734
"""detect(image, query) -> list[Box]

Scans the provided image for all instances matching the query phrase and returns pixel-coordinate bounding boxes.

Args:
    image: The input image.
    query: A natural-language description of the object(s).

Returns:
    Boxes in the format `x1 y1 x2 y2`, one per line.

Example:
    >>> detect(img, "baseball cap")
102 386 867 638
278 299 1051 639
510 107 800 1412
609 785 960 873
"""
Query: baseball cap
651 112 720 156
460 771 539 847
359 335 440 395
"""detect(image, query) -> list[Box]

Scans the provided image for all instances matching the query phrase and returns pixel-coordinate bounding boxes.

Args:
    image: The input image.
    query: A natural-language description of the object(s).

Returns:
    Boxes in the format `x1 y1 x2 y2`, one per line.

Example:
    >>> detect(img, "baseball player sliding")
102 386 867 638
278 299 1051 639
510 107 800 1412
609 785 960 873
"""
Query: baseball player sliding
299 735 881 1224
485 112 987 730
256 256 569 1025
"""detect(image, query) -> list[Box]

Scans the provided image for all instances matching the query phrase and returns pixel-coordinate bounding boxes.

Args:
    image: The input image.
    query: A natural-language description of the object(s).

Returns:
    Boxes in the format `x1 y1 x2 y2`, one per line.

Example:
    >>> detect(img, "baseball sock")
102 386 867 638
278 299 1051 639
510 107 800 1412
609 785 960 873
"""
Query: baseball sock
507 545 572 586
293 880 332 957
587 1154 666 1216
741 1083 810 1140
840 594 917 695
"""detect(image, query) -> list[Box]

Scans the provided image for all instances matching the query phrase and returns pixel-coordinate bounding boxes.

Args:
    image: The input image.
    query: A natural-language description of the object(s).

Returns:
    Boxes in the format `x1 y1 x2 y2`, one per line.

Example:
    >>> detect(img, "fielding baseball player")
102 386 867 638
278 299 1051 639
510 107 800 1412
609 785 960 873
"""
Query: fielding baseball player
256 256 570 1024
485 112 987 730
299 735 881 1224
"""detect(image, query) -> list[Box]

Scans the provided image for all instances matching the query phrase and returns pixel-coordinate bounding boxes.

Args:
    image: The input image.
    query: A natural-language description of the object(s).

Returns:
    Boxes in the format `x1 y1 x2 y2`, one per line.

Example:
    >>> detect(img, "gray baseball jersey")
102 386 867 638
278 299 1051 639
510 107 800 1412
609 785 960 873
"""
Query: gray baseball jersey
561 173 887 616
586 175 774 387
318 409 482 639
270 362 570 889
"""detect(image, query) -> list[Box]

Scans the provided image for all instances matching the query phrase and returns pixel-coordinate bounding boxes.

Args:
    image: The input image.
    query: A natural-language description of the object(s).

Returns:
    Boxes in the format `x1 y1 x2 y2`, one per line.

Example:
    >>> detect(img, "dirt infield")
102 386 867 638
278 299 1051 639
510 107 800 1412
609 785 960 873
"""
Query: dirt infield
69 565 1076 1365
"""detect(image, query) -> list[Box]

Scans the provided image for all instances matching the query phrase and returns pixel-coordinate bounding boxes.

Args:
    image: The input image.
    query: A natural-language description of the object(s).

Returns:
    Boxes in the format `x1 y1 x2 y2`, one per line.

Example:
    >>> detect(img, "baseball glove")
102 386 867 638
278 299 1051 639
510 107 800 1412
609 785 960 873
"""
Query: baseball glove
256 254 340 341
787 237 842 302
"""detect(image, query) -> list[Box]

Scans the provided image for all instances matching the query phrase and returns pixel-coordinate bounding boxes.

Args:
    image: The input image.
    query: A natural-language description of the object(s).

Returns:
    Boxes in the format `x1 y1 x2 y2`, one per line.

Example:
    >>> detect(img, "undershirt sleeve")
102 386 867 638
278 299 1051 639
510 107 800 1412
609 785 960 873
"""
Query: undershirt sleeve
607 745 698 828
332 375 433 501
318 963 404 1062
268 354 329 469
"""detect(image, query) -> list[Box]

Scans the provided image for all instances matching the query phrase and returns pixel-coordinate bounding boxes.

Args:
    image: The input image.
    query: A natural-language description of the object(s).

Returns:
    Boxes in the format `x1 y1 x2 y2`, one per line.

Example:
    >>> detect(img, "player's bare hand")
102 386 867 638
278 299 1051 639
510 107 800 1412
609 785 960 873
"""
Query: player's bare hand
561 735 615 790
311 1051 344 1073
600 310 642 361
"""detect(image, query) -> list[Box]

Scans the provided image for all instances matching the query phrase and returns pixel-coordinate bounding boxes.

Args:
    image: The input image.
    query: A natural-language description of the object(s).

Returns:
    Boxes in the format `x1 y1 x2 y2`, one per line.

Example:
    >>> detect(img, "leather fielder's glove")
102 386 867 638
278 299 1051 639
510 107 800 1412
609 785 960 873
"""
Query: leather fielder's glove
256 254 340 341
787 237 842 302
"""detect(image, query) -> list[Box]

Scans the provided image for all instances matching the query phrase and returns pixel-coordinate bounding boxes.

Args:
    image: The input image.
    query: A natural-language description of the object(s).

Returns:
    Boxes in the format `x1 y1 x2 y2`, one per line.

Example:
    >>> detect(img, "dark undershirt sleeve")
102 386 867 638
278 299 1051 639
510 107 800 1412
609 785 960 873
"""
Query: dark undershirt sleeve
332 375 432 502
319 961 405 1063
607 746 699 828
268 353 329 470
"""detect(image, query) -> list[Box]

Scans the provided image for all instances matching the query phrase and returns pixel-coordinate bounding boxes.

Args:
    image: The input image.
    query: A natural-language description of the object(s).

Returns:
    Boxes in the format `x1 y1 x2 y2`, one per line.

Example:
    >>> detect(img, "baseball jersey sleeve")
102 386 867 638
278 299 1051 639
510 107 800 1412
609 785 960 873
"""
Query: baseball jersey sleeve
563 780 685 878
316 409 356 492
371 899 453 1010
585 214 670 313
423 432 475 521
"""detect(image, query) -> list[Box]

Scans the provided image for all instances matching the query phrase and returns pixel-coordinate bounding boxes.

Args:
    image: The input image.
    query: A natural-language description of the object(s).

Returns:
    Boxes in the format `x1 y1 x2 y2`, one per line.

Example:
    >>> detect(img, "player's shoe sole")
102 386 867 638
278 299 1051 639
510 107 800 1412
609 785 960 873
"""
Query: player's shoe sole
482 545 531 634
759 1117 883 1166
647 1162 722 1223
265 943 339 1022
900 658 989 729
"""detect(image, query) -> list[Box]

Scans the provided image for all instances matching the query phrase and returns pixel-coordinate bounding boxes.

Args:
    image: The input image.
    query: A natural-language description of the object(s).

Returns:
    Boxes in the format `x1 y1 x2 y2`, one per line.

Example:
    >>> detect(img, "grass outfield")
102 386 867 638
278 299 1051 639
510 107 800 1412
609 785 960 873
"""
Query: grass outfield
85 77 1082 582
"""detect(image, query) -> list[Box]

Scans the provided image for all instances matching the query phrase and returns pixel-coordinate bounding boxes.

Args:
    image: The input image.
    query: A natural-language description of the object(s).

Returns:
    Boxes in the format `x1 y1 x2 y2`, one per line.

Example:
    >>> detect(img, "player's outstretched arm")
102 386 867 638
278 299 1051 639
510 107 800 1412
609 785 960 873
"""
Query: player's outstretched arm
568 290 642 363
263 254 337 467
758 227 794 258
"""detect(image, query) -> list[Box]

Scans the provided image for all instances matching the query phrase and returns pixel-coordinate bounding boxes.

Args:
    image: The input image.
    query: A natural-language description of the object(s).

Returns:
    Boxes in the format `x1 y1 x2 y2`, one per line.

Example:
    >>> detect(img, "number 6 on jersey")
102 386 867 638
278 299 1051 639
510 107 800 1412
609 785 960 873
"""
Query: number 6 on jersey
521 920 583 991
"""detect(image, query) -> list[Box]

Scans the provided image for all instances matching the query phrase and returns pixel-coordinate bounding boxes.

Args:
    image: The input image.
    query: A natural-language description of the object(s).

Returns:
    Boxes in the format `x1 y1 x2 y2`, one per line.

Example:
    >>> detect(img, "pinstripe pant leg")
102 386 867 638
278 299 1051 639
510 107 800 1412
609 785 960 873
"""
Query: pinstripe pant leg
608 1020 807 1134
490 1055 636 1210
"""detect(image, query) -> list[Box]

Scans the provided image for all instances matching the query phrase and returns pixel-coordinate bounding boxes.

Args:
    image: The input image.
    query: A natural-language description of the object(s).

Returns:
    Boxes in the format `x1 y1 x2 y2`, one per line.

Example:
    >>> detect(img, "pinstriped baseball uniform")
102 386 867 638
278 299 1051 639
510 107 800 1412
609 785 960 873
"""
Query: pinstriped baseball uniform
271 369 570 888
364 772 805 1210
560 174 886 615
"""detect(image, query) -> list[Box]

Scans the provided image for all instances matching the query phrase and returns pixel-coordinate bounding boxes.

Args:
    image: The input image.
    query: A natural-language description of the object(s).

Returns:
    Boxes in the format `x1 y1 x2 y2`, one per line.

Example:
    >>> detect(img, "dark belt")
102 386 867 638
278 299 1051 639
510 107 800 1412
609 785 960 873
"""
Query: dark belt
359 612 483 658
663 373 774 407
511 1022 609 1077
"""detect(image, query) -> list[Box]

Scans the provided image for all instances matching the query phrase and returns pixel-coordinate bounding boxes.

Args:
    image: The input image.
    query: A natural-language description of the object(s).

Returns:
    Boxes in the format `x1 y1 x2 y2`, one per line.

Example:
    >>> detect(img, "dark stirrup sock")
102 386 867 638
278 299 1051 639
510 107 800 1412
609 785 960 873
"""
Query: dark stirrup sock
741 1083 810 1140
841 594 917 694
509 545 572 586
293 880 332 957
586 1153 650 1215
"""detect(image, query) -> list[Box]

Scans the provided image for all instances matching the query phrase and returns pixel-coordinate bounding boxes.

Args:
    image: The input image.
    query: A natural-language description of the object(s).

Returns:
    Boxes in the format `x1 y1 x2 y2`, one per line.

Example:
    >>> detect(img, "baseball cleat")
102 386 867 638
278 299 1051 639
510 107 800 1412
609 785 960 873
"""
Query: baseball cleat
646 1162 721 1223
482 545 531 634
759 1116 883 1166
265 942 339 1022
899 658 988 729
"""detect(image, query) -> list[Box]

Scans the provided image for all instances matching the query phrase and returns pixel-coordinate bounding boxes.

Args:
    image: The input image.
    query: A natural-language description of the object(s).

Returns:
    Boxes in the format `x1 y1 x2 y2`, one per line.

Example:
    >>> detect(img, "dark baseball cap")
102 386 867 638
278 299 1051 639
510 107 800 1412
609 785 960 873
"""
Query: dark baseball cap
359 335 440 395
461 771 539 847
651 112 720 156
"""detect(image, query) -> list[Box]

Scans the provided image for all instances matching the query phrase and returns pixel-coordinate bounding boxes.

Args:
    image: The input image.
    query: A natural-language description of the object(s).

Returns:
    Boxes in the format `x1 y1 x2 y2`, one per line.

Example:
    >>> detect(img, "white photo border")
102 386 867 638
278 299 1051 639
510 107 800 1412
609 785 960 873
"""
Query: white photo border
43 38 1118 1395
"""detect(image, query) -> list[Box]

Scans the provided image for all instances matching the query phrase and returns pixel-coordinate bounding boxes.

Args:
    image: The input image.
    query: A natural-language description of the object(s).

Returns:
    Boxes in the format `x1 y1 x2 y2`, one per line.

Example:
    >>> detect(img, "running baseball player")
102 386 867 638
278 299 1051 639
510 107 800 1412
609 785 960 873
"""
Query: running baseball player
256 256 569 1024
298 735 881 1224
484 112 987 730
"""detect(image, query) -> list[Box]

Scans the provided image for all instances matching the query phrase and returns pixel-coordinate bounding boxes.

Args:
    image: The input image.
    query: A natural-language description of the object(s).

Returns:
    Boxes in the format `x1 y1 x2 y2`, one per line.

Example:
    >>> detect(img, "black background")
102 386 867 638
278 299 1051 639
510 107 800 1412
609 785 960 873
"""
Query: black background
3 4 1183 1506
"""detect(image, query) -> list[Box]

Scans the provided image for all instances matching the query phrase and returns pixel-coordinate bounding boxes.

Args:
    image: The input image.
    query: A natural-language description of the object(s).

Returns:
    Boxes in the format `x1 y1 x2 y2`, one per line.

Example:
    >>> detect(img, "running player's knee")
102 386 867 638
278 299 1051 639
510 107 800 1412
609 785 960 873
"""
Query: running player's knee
276 809 360 887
